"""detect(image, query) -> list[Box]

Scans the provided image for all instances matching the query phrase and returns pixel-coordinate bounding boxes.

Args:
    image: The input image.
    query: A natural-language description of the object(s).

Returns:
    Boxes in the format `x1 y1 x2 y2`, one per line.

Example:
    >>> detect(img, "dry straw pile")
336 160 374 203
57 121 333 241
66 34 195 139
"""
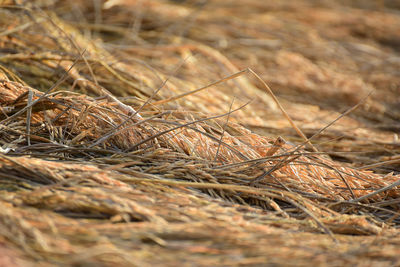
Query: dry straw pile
0 0 400 266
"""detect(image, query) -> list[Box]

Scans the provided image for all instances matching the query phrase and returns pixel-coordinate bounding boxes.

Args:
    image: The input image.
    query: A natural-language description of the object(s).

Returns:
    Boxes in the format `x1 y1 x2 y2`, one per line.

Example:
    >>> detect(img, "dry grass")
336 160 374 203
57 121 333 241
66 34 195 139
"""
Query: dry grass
0 0 400 266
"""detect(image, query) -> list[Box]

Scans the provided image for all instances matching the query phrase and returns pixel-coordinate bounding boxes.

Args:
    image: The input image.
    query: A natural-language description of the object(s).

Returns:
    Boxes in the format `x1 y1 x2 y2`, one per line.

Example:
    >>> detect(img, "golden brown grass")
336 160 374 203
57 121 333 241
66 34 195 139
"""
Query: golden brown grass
0 0 400 266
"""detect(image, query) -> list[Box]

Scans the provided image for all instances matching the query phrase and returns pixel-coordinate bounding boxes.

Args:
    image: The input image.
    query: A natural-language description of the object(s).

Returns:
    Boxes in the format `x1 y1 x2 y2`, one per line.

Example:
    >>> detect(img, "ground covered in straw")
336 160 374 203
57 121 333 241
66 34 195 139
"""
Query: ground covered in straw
0 0 400 266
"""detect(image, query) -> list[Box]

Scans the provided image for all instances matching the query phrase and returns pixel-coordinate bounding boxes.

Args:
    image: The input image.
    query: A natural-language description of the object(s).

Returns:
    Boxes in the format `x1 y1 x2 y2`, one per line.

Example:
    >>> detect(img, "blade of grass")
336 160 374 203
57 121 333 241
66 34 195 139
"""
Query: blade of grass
214 98 234 162
247 68 318 152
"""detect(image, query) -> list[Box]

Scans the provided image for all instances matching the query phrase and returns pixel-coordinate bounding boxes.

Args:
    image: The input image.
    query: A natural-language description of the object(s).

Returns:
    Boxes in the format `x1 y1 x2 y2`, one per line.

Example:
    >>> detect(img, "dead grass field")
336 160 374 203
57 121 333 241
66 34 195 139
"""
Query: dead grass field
0 0 400 266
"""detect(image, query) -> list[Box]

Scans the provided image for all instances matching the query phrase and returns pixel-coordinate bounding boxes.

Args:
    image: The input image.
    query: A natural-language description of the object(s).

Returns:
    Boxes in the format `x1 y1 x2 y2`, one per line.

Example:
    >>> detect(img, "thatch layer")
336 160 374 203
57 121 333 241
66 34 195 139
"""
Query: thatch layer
0 0 400 266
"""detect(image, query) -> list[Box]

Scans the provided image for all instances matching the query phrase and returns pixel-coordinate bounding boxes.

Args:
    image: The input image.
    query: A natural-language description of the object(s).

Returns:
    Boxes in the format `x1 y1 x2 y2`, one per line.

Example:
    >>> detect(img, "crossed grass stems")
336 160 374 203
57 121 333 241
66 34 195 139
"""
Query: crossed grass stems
0 18 398 240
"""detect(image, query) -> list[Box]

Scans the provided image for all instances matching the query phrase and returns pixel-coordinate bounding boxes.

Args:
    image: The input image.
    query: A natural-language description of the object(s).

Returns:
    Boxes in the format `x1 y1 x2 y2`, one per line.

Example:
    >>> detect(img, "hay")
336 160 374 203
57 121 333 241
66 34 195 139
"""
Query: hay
0 0 400 266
